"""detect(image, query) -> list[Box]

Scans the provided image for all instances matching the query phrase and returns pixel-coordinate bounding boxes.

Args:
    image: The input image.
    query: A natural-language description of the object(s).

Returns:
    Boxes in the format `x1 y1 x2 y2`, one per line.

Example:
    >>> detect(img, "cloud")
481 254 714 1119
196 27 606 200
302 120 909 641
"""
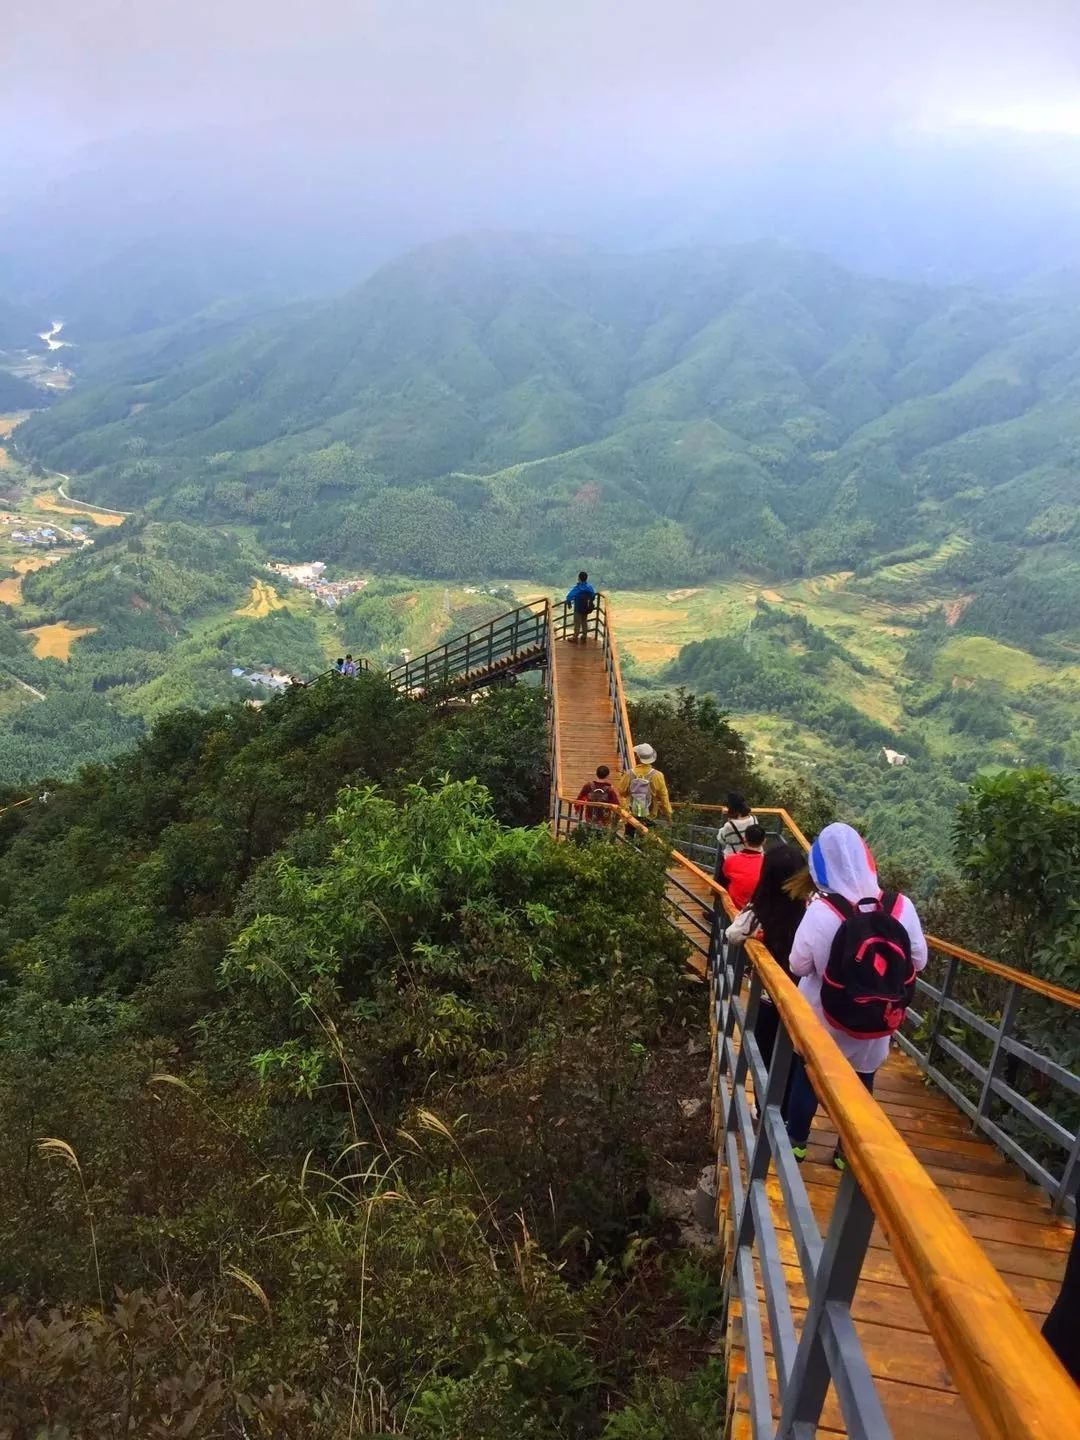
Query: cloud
4 0 1080 297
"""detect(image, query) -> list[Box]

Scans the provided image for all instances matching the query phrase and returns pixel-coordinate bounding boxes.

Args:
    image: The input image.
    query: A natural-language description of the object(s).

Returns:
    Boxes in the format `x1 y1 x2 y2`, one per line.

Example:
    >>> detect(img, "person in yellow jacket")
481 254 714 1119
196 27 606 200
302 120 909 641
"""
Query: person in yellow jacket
617 742 673 827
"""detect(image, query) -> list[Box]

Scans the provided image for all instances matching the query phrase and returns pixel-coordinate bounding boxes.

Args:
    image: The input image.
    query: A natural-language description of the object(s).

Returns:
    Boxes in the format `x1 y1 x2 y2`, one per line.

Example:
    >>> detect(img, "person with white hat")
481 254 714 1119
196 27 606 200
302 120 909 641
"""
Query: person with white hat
616 742 673 827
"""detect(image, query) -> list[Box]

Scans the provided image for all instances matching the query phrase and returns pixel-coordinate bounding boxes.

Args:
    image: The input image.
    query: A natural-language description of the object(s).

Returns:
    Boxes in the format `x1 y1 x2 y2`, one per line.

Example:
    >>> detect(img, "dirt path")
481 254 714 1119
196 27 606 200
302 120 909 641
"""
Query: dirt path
2 671 45 700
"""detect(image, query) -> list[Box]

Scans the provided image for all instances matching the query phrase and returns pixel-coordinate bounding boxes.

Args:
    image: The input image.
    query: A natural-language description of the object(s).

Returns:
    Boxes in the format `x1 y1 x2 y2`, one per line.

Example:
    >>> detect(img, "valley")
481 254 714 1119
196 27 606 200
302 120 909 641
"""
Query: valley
0 237 1076 887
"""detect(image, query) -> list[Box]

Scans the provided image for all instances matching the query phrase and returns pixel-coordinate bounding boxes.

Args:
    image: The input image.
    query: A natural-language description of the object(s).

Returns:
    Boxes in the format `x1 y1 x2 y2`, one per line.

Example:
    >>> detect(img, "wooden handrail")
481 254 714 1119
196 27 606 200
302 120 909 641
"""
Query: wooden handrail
662 841 1080 1439
672 802 813 852
919 936 1080 1010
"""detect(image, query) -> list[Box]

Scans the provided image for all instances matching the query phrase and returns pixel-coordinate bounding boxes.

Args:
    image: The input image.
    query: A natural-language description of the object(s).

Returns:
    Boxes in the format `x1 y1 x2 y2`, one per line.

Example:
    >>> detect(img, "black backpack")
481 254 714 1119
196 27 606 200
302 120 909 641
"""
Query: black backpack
820 892 916 1039
578 590 595 615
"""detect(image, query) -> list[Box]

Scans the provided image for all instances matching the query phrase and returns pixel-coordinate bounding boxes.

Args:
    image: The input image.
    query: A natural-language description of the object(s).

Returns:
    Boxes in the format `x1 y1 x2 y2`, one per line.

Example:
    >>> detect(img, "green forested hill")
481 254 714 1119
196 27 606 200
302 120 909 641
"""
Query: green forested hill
17 237 1079 588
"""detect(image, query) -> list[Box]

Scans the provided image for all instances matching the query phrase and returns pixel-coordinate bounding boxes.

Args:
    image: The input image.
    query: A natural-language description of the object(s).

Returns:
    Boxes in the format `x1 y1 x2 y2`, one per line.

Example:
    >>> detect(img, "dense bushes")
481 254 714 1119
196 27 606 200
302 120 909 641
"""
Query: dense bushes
0 676 722 1435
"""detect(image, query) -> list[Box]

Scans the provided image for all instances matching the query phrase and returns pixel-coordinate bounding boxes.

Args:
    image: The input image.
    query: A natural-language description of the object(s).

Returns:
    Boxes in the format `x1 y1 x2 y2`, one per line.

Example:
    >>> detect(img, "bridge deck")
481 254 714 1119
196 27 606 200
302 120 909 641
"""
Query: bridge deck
723 1046 1072 1438
551 633 622 794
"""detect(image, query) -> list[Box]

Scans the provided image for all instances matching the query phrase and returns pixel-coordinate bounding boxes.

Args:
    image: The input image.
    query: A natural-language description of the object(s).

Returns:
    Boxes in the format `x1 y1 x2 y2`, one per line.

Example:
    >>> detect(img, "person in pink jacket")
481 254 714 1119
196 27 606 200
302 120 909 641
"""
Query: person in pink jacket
786 823 928 1170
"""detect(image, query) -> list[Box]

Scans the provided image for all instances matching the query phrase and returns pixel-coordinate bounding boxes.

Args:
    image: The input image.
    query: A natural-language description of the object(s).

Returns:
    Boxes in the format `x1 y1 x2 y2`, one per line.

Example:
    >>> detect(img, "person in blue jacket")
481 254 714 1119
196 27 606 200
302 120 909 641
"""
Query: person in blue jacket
565 571 596 643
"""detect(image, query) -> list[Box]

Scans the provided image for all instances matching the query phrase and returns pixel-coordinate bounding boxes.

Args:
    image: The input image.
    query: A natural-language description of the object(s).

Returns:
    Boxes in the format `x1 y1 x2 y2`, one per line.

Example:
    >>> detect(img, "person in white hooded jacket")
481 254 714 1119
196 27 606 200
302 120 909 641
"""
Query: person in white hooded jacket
786 822 928 1169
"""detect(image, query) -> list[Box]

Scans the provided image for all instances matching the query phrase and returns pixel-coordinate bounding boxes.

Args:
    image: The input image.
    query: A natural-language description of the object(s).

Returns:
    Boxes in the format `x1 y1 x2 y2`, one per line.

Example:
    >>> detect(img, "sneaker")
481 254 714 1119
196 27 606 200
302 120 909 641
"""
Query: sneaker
832 1150 847 1173
791 1143 807 1163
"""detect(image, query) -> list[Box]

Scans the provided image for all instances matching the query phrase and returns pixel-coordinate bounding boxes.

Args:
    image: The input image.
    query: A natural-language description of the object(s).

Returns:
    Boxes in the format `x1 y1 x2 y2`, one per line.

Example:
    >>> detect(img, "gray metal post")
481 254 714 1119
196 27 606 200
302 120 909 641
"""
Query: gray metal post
976 982 1020 1122
777 1169 885 1439
925 953 958 1069
1057 1124 1080 1216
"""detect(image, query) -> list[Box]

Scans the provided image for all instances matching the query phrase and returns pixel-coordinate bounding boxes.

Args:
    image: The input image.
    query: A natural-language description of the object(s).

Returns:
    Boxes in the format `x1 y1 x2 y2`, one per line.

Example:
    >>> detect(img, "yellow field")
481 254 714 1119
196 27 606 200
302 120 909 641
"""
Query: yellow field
0 554 61 607
12 554 56 575
33 494 126 527
24 622 96 660
236 579 288 618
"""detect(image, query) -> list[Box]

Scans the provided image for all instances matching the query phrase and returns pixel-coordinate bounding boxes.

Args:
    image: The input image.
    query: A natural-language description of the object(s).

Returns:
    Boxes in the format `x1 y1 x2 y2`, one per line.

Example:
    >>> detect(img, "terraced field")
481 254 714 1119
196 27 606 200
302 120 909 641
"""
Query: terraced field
235 579 289 618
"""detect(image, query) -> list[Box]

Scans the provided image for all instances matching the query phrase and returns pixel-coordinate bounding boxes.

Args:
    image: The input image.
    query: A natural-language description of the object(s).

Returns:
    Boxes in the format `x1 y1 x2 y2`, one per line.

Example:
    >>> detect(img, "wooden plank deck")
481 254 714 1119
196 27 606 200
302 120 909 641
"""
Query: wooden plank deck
551 631 622 789
723 1047 1073 1439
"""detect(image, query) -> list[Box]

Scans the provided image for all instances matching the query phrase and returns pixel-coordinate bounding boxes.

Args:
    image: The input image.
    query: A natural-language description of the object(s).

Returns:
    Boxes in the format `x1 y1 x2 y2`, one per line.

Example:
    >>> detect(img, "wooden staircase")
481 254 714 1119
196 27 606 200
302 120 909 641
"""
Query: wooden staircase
549 633 623 791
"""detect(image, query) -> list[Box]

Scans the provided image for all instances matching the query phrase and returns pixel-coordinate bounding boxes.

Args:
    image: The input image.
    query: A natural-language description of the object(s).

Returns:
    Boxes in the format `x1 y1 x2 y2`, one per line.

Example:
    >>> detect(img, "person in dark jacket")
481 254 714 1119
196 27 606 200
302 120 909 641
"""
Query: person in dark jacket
565 572 596 643
748 841 809 1080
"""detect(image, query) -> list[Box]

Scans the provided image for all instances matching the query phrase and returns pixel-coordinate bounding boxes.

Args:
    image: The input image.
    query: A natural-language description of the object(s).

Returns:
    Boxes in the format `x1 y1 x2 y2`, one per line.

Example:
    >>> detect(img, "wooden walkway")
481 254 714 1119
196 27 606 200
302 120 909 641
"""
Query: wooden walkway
723 1047 1073 1439
551 633 622 794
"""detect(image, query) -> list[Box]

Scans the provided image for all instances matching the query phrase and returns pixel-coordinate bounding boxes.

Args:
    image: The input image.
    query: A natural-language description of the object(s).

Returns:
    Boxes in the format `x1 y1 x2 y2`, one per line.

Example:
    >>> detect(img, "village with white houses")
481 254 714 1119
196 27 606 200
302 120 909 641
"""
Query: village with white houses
266 560 368 608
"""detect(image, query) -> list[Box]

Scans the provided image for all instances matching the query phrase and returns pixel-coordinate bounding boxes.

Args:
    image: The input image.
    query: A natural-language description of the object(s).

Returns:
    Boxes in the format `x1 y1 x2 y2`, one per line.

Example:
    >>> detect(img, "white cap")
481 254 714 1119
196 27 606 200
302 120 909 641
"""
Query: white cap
634 742 657 764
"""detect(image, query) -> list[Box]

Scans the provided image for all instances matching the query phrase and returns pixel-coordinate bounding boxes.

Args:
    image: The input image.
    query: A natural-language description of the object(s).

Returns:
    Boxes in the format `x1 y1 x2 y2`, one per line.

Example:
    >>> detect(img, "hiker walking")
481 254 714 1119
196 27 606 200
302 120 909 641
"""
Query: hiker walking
617 742 673 828
720 823 767 909
565 571 596 643
785 823 927 1169
745 841 809 1100
718 793 757 855
343 654 358 677
573 764 620 828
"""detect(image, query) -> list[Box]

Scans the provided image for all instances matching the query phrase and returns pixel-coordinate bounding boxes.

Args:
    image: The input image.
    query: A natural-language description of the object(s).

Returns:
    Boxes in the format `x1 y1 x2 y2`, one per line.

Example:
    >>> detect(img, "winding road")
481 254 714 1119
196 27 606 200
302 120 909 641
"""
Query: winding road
55 478 132 518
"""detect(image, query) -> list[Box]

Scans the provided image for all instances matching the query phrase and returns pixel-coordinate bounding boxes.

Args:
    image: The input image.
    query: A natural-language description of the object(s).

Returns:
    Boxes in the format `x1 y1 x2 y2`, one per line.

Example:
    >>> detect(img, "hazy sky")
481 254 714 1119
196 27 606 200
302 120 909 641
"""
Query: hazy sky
4 2 1080 296
7 1 1080 165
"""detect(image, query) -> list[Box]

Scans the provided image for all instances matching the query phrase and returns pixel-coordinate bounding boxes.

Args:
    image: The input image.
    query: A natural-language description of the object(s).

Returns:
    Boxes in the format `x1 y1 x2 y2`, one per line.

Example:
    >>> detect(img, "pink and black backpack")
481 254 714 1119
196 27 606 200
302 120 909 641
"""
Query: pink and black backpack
820 892 916 1039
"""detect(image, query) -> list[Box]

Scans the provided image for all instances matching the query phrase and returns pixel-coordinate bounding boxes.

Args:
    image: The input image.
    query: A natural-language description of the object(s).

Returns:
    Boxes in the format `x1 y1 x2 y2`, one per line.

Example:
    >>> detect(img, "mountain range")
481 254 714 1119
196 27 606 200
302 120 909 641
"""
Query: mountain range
11 236 1080 601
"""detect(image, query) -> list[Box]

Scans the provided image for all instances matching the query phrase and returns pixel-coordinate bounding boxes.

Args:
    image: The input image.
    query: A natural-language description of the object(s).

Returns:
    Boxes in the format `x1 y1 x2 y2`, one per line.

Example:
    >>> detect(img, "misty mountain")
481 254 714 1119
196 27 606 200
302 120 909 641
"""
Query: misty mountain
16 236 1080 586
0 297 41 351
0 370 44 412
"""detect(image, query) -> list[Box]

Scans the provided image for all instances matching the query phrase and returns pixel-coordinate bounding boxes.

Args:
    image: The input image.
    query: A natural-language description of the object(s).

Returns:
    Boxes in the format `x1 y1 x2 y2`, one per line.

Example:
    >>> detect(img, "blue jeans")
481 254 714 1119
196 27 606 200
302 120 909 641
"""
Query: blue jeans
787 1059 874 1147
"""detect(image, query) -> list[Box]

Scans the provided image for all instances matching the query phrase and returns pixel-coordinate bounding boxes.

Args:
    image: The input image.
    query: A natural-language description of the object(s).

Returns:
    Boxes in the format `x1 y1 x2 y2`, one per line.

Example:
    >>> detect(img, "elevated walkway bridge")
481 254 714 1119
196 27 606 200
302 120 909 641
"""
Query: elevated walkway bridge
335 594 1080 1438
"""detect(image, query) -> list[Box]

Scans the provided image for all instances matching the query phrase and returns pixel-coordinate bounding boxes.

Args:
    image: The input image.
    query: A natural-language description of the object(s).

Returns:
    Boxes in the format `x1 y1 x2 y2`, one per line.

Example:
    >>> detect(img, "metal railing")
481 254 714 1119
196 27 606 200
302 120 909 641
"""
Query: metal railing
668 804 810 872
545 599 563 831
543 597 1079 1433
597 593 634 774
385 599 548 696
311 658 373 682
675 845 1080 1440
899 946 1080 1218
690 806 1080 1216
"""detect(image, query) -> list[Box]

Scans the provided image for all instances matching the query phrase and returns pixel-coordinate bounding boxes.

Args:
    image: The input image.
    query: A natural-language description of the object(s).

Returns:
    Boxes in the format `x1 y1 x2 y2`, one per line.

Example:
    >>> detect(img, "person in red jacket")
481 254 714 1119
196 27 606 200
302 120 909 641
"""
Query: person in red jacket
721 824 766 909
573 765 620 827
